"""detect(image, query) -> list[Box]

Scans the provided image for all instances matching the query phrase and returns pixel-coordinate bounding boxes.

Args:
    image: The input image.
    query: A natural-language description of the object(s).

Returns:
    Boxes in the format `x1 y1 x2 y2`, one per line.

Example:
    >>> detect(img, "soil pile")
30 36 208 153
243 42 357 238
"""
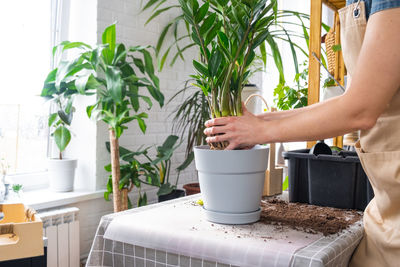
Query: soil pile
260 198 362 236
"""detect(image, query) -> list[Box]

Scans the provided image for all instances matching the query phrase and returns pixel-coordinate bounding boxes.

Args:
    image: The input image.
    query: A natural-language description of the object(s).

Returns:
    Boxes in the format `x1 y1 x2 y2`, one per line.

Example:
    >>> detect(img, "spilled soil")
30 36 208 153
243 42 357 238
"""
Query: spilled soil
260 198 362 236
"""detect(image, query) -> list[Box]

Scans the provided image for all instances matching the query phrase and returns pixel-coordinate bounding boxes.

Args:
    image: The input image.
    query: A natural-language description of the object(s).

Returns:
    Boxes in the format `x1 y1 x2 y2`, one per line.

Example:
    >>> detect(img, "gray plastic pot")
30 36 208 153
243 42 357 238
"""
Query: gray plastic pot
194 145 269 224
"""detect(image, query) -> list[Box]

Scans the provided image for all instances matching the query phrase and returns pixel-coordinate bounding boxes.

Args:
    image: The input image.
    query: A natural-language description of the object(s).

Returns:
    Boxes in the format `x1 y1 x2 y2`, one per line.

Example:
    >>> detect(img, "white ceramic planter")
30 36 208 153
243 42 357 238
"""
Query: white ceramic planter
47 158 77 192
194 145 269 224
322 85 344 101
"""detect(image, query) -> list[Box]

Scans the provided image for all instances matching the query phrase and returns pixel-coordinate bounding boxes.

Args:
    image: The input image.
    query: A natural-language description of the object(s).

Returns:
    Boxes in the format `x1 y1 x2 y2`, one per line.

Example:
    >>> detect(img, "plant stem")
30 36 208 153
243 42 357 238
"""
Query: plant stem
109 129 122 212
221 12 254 117
59 151 63 160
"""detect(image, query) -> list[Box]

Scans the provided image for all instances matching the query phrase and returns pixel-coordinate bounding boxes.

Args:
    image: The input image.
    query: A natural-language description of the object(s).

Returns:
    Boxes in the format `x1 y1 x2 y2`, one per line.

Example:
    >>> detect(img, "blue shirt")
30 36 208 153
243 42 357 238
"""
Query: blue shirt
347 0 400 20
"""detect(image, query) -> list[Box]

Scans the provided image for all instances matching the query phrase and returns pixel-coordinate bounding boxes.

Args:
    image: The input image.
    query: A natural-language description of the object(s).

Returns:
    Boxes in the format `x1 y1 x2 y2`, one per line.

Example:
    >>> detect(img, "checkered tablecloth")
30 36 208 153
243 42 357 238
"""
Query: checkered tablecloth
86 195 363 267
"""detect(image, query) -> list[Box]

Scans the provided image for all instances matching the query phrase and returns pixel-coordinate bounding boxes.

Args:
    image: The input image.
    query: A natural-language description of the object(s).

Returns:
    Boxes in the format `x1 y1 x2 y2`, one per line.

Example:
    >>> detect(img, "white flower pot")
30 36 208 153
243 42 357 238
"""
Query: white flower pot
47 158 77 192
322 85 344 101
194 145 269 224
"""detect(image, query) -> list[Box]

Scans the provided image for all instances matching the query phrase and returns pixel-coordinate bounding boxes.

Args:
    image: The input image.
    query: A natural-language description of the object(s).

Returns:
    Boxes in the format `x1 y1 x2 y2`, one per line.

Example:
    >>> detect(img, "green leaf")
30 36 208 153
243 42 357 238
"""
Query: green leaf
199 13 216 36
86 104 96 118
104 164 112 172
217 31 229 49
105 66 123 103
142 0 159 11
332 44 341 52
132 57 145 73
176 151 194 171
136 117 147 133
157 183 175 196
54 125 71 152
205 20 222 45
62 41 91 52
138 192 147 207
58 110 72 125
102 24 116 64
193 60 209 76
48 113 58 127
260 41 267 67
75 75 90 94
209 50 222 77
195 2 209 23
156 23 173 54
252 30 270 49
282 175 289 191
146 6 180 25
65 97 74 114
142 50 155 75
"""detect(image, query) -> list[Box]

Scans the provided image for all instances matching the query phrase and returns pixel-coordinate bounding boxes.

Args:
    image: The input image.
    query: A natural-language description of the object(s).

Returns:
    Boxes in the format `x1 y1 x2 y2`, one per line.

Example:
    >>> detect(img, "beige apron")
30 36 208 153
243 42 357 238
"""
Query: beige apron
339 1 400 266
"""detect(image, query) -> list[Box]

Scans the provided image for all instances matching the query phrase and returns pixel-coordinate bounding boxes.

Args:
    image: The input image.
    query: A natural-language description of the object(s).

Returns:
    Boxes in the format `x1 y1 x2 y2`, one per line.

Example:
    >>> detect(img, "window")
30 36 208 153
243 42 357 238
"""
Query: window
0 0 63 177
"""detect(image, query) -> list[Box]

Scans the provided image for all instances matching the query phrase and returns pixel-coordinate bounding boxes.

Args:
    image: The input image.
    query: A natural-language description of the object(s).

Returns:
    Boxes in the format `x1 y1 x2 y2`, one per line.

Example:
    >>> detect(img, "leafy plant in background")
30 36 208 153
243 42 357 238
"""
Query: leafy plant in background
152 135 194 197
104 143 160 208
42 45 95 159
42 24 164 212
104 135 193 208
168 80 210 157
274 60 308 110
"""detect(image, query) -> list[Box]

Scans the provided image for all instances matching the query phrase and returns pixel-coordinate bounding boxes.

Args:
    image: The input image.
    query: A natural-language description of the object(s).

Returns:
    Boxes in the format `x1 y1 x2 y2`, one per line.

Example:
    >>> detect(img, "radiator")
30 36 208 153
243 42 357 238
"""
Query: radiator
38 207 80 267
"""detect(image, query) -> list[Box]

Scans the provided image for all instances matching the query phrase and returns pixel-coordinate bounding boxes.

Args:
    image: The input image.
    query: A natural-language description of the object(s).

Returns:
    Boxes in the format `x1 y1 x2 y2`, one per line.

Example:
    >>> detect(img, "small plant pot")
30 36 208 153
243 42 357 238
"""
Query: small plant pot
47 158 77 192
183 182 201 195
194 145 269 224
158 189 185 202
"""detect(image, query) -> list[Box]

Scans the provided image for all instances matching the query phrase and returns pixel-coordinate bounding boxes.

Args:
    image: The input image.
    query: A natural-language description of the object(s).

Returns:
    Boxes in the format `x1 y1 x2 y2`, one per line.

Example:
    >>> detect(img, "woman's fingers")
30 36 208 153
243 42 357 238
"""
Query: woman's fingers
203 125 231 136
205 116 235 127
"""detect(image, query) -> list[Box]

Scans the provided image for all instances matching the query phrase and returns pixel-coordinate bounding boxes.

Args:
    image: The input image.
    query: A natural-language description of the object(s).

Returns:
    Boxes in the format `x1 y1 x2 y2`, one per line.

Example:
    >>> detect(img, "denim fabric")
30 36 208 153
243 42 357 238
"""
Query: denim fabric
347 0 400 20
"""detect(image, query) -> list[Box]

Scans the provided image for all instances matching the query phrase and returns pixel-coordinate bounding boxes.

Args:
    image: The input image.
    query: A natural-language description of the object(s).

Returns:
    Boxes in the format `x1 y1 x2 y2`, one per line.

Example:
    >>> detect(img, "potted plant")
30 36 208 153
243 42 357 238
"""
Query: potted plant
104 143 161 209
43 24 164 211
41 43 95 191
177 0 303 224
152 135 193 201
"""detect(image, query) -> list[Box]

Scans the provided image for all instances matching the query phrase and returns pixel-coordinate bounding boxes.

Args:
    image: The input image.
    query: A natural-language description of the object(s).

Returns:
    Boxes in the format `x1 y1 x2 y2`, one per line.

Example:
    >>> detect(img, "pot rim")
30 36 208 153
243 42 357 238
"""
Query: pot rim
194 144 268 151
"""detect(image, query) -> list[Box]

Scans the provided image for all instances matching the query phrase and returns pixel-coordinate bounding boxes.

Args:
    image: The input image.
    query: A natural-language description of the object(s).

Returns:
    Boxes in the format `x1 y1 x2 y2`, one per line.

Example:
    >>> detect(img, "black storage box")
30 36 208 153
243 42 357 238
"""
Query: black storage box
283 149 374 210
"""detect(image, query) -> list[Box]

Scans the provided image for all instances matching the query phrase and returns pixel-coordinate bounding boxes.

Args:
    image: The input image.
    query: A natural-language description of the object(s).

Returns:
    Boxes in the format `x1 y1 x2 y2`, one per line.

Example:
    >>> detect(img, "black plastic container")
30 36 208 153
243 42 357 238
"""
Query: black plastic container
158 189 186 202
283 149 374 210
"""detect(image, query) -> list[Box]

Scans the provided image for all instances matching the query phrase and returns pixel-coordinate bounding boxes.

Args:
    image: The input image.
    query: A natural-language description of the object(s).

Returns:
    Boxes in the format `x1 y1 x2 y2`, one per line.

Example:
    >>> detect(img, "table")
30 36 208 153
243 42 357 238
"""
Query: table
86 195 363 267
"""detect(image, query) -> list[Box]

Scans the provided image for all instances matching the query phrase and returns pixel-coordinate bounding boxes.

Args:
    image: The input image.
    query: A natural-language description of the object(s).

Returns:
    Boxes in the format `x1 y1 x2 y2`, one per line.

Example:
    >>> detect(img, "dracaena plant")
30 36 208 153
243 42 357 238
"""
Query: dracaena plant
43 24 164 212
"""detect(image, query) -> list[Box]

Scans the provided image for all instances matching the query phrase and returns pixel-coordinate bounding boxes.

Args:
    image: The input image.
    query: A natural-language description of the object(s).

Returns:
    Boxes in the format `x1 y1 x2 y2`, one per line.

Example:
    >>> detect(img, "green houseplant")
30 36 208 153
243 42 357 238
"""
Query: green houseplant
43 24 164 211
143 0 310 151
174 0 303 224
152 135 194 201
104 135 193 208
41 41 96 191
104 143 160 209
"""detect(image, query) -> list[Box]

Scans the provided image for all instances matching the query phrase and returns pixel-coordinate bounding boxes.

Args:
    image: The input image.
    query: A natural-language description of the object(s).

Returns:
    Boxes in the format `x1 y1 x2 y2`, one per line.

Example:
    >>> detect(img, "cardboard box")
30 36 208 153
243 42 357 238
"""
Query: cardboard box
0 203 43 261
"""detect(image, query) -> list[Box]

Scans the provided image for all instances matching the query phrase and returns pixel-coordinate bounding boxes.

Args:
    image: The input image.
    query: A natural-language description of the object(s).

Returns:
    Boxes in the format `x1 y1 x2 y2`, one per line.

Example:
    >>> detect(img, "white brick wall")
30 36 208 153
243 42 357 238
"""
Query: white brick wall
96 0 198 202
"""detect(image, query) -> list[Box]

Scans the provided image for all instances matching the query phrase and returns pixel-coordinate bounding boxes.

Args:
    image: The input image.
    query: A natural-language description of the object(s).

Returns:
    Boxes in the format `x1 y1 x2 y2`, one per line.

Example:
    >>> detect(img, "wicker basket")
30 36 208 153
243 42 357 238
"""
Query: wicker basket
325 27 336 75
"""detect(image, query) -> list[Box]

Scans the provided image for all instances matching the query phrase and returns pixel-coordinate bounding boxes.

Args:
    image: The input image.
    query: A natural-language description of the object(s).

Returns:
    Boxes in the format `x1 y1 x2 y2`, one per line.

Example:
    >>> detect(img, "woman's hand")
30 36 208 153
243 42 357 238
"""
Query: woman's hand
204 106 268 150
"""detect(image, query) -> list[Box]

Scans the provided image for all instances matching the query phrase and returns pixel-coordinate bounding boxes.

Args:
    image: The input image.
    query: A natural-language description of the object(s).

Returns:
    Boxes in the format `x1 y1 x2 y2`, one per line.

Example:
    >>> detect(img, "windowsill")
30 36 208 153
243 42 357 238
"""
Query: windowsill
20 189 106 210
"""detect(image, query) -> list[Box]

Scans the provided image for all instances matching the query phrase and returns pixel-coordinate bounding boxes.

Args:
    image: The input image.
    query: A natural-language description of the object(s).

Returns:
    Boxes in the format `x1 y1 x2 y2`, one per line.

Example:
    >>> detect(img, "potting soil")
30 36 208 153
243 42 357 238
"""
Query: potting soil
260 198 362 236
